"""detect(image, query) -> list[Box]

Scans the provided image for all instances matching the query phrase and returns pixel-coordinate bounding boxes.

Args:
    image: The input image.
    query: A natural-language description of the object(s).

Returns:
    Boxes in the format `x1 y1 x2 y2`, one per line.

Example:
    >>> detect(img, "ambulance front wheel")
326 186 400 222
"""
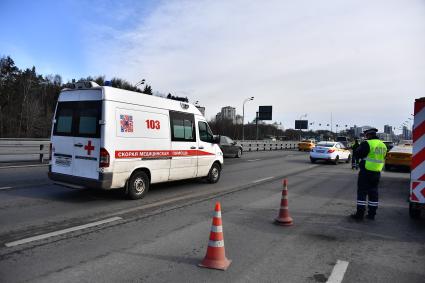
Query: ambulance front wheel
127 171 150 200
207 162 221 184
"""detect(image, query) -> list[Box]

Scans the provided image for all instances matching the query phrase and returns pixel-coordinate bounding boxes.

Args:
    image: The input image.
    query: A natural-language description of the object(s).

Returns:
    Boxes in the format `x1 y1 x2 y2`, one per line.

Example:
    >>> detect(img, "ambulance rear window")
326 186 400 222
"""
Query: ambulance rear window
78 104 100 137
53 101 102 138
54 103 74 136
56 109 73 135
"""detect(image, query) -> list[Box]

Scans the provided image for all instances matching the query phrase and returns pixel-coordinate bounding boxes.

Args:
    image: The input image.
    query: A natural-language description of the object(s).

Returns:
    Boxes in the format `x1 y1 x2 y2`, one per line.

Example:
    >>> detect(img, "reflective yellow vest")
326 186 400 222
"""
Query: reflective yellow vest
364 140 387 172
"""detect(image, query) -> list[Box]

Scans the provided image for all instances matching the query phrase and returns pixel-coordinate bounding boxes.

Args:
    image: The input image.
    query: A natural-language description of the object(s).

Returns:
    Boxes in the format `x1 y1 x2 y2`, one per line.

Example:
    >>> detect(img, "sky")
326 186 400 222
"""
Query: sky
1 0 424 133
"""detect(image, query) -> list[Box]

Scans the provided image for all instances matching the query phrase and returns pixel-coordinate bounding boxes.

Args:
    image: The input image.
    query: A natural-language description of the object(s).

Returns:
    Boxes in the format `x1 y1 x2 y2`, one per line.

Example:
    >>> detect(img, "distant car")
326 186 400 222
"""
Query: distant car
310 141 351 164
385 144 412 171
298 139 315 151
218 136 243 158
336 136 349 148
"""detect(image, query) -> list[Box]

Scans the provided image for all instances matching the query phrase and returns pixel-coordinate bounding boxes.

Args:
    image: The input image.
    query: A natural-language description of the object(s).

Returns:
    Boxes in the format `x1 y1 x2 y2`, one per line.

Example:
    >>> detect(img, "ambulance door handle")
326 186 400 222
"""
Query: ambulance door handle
190 146 197 149
199 146 204 149
74 143 83 147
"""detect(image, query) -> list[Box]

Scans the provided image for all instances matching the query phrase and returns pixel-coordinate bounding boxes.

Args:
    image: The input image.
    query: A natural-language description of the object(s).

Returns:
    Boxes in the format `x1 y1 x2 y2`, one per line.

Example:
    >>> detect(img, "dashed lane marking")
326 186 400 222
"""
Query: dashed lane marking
247 159 262 162
0 164 49 169
327 260 349 283
252 177 274 183
4 216 122 248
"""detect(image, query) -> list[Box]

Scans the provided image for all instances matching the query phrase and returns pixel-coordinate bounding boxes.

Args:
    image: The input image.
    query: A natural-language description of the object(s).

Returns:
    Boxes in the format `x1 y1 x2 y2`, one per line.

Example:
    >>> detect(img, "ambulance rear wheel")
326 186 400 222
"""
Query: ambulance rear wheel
127 171 149 200
207 163 221 183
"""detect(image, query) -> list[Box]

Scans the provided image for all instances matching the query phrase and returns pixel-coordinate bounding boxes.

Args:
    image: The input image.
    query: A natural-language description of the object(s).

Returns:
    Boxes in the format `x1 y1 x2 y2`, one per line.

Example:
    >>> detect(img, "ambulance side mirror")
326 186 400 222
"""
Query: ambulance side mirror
213 135 220 144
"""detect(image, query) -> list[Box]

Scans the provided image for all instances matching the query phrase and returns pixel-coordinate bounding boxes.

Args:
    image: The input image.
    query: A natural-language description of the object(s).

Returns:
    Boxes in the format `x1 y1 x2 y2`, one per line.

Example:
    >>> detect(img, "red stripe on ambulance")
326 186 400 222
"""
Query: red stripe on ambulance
115 150 214 159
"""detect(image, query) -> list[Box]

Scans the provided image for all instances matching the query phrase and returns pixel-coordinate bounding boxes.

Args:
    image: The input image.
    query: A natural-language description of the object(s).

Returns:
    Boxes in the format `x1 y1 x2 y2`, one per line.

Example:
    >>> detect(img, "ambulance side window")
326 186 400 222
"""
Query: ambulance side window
169 111 196 142
198 121 213 143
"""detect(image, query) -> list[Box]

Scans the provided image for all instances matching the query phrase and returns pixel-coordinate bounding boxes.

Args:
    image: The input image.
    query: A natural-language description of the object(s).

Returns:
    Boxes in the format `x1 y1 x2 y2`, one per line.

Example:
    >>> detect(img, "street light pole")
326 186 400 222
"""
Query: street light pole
242 97 254 140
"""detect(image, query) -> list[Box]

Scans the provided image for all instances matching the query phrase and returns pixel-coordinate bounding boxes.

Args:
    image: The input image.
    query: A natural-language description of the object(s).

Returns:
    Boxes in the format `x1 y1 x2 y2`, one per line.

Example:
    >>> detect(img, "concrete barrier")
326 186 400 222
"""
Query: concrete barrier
0 139 299 163
0 139 50 163
236 140 298 152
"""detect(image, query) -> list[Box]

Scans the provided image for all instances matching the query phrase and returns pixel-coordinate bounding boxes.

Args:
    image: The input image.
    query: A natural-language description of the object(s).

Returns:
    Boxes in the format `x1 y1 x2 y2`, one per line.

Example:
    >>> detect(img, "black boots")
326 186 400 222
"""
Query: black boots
349 212 375 221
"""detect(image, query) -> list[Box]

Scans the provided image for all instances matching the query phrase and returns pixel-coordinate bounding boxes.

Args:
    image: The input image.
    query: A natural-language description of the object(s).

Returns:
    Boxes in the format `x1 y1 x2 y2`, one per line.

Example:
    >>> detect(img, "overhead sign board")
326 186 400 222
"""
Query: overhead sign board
295 120 308 130
258 106 272 120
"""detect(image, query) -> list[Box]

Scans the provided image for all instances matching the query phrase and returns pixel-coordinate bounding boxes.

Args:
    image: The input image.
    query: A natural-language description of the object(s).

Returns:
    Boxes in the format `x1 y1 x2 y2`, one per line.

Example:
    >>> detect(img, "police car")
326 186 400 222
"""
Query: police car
309 141 351 164
48 81 224 199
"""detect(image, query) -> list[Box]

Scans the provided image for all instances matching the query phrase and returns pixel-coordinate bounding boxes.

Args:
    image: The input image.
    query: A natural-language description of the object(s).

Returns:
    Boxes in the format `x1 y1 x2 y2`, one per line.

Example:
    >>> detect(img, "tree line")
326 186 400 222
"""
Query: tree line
0 55 333 140
0 56 186 138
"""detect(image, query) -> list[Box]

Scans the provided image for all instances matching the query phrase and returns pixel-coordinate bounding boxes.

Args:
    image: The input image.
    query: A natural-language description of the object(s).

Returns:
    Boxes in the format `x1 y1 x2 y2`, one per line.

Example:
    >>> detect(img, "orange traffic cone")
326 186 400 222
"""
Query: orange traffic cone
199 202 232 270
275 179 294 226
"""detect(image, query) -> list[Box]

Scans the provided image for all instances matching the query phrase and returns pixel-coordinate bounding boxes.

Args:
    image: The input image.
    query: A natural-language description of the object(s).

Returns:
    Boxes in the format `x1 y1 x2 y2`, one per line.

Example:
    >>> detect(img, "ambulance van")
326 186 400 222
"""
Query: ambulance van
48 81 224 199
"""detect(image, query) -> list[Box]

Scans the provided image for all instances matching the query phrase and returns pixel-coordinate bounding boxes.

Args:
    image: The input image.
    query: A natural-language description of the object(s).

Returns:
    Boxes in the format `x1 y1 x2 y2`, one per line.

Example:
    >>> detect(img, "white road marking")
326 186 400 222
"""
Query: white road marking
327 260 349 283
247 159 262 162
0 186 12 190
252 177 274 183
5 216 122 248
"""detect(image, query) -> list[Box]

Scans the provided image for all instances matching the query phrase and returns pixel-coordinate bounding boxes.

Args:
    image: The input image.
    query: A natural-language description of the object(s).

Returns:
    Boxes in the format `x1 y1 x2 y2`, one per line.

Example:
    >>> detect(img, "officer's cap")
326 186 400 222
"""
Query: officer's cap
363 128 378 135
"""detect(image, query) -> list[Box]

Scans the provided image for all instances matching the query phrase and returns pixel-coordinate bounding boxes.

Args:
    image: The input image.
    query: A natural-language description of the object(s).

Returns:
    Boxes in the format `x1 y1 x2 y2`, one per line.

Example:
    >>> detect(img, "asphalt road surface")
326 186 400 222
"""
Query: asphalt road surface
0 150 424 282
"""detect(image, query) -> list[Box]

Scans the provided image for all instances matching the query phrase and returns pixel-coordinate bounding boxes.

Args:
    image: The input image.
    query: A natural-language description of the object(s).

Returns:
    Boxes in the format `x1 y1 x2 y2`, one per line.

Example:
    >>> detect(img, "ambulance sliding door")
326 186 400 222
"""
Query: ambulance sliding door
169 111 198 180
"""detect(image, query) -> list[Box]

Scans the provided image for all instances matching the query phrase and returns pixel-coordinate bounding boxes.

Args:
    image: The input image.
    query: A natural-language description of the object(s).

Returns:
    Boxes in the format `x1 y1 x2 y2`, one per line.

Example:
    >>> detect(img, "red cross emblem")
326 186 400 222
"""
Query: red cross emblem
84 141 95 155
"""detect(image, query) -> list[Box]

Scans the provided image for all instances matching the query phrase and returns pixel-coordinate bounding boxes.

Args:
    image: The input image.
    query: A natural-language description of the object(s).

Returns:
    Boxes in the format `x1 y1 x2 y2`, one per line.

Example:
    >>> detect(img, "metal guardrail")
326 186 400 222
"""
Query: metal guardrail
0 138 50 163
0 139 300 163
236 140 299 151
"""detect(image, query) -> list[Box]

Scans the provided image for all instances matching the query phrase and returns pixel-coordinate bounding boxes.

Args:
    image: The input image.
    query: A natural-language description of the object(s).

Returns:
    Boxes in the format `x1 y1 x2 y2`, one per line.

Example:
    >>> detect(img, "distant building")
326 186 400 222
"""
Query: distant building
235 114 243 125
221 106 236 123
402 126 412 140
377 133 391 141
354 125 373 137
384 125 393 135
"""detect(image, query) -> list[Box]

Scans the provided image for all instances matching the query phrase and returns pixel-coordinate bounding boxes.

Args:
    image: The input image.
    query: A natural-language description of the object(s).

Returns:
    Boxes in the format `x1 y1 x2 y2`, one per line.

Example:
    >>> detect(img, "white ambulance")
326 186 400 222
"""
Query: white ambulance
48 81 224 199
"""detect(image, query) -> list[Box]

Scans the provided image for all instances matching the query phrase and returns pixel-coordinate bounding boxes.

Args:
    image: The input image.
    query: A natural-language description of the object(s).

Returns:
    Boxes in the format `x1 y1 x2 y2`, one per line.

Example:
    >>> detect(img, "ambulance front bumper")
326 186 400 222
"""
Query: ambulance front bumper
48 169 113 190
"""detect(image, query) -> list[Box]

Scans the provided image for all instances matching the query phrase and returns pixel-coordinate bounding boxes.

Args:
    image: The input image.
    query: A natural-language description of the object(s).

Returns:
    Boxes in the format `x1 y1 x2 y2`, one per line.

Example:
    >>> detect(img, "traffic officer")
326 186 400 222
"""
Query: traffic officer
351 139 360 170
350 128 387 221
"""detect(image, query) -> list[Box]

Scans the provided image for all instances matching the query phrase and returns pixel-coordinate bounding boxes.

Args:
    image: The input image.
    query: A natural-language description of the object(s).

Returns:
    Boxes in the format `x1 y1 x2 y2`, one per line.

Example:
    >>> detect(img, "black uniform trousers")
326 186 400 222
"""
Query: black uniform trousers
356 170 380 216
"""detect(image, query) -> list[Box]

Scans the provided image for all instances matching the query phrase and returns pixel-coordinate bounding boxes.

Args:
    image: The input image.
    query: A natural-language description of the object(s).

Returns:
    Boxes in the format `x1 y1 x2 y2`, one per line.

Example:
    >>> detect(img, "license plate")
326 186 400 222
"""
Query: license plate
317 150 325 153
55 157 71 167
